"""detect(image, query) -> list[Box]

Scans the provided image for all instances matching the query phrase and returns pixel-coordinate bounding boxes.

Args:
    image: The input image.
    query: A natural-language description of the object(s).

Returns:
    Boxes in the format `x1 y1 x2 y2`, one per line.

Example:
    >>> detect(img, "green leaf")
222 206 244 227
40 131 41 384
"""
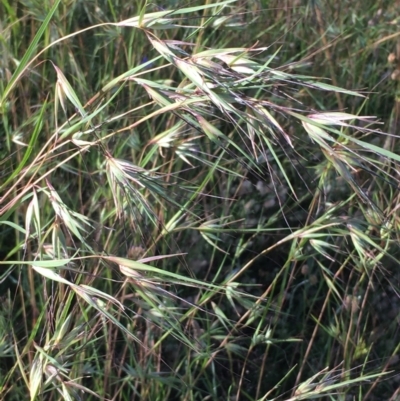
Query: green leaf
0 0 62 107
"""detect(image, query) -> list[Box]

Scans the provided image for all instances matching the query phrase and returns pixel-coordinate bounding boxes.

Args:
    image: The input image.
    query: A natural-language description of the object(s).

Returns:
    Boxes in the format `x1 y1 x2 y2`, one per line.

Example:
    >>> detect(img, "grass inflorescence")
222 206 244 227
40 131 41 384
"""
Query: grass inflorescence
1 1 400 400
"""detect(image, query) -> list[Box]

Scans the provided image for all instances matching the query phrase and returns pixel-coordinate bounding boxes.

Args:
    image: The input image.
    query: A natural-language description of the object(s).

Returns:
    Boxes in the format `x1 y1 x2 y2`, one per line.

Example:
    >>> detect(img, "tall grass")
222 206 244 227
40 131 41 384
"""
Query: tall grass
1 1 399 400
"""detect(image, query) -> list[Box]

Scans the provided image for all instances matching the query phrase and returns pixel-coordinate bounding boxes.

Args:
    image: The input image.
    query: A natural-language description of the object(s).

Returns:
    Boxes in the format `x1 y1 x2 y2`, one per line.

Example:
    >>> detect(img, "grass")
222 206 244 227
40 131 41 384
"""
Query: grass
1 0 400 400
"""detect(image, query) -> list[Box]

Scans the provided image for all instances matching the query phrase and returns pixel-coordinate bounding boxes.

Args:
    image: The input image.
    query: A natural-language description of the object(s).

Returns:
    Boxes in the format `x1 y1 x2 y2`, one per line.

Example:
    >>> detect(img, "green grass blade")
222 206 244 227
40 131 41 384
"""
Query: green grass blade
0 0 62 107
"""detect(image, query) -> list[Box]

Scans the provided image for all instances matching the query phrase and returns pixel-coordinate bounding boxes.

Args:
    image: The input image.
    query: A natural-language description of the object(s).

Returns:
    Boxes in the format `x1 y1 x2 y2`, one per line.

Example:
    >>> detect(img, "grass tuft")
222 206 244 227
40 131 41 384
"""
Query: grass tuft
1 1 400 400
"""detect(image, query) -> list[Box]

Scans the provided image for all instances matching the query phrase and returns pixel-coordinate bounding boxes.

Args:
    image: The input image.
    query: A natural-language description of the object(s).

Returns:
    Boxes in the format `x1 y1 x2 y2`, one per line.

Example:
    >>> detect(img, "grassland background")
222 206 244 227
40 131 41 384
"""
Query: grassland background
1 0 400 400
